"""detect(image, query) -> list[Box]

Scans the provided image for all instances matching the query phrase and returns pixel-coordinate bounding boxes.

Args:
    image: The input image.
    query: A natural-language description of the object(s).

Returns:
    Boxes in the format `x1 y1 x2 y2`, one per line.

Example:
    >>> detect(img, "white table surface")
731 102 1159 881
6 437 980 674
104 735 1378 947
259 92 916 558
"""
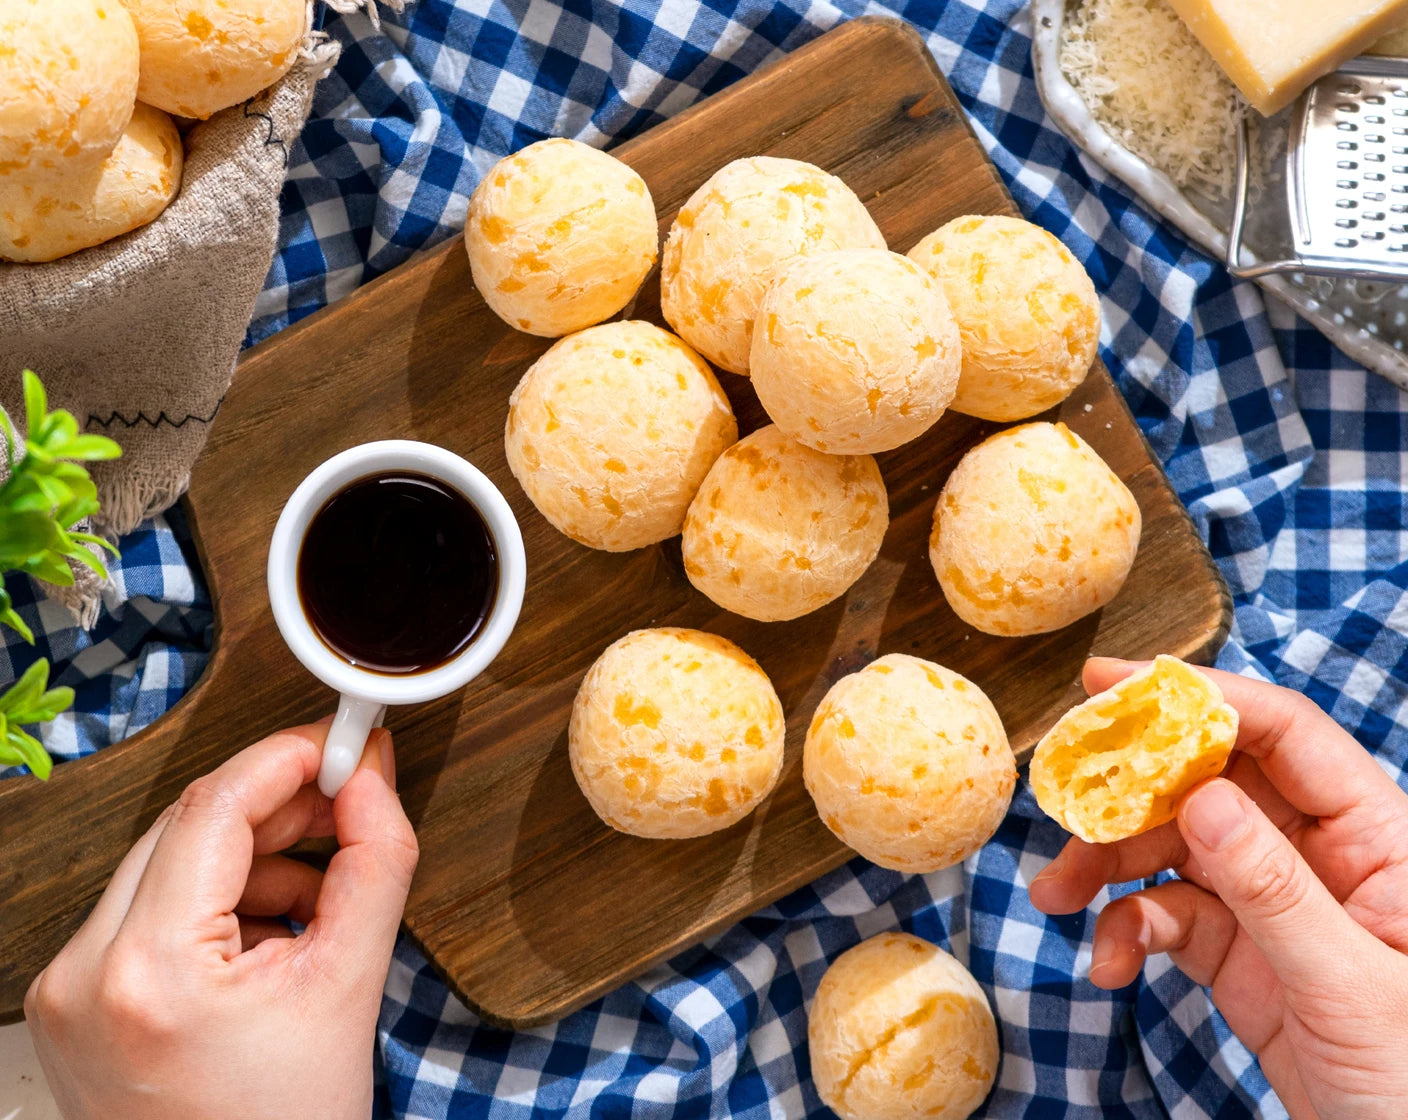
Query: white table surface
0 1021 59 1119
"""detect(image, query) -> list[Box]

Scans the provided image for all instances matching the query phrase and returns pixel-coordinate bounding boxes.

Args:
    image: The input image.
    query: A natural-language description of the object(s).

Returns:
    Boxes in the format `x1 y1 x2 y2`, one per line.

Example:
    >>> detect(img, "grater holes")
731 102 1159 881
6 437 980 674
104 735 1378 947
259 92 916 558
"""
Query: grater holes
1367 172 1386 181
1340 180 1359 189
1339 141 1359 151
1365 193 1387 202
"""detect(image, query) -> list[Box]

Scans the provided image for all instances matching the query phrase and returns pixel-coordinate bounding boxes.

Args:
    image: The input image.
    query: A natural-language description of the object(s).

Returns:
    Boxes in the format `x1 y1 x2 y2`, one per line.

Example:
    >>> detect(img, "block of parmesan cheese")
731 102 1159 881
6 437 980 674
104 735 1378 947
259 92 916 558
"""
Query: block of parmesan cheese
1369 24 1408 55
1165 0 1408 115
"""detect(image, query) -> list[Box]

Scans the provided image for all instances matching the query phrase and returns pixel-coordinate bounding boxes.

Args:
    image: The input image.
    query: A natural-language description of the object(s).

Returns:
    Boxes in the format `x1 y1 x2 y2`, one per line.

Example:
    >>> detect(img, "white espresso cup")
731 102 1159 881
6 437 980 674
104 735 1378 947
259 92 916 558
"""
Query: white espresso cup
268 440 526 796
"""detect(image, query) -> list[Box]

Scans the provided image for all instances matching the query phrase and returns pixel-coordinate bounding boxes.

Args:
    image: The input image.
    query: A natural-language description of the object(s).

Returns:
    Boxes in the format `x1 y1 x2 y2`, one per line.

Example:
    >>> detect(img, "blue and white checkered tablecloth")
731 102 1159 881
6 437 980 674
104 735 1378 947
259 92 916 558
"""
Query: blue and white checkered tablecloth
7 1 1408 1115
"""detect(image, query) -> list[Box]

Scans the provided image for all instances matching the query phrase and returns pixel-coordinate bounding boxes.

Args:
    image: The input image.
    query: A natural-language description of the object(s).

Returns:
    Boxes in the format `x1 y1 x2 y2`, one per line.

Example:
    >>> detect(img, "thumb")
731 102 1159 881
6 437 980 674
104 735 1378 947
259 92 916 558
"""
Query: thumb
302 729 418 990
1178 778 1361 996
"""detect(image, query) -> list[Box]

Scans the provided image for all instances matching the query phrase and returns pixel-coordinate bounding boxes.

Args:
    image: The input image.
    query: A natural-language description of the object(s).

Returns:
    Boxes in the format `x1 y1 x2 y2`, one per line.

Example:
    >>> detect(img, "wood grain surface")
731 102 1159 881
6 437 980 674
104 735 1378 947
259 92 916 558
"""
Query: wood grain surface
0 18 1230 1028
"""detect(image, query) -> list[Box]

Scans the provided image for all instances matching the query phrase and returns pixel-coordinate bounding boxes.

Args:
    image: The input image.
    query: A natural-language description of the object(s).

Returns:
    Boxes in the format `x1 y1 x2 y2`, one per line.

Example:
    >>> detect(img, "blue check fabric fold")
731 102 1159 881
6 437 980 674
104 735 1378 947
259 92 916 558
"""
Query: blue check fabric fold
7 0 1408 1115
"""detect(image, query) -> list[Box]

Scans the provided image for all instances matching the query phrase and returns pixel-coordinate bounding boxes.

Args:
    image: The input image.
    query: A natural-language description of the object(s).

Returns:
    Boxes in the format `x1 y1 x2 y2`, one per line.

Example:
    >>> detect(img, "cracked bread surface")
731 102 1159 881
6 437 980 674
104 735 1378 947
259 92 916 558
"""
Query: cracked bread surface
504 321 737 551
0 0 139 180
929 421 1140 637
803 654 1015 873
660 156 885 375
466 137 658 337
750 248 961 454
681 424 887 622
809 932 999 1120
569 628 785 839
121 0 306 120
0 101 182 263
1031 655 1238 843
907 214 1099 422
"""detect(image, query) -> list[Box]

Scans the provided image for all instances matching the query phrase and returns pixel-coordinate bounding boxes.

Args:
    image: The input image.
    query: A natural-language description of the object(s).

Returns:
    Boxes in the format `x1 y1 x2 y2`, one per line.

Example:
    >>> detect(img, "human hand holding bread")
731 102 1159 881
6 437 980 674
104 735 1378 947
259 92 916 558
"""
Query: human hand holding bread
1031 659 1408 1119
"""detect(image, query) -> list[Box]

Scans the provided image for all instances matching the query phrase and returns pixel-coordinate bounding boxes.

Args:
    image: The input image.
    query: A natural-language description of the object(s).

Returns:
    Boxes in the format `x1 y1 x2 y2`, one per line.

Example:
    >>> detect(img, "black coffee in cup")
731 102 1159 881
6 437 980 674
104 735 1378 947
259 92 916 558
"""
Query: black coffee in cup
296 471 499 675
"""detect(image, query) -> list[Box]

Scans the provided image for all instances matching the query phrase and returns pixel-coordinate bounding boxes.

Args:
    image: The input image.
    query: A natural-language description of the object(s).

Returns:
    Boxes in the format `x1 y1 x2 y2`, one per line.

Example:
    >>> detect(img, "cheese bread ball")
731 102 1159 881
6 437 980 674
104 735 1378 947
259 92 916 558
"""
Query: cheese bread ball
0 0 140 179
810 933 999 1120
465 138 657 337
804 655 1015 873
569 628 785 839
750 249 960 453
660 157 886 375
120 0 307 120
1031 655 1238 844
0 102 183 263
504 321 738 551
908 215 1100 422
930 423 1140 637
681 425 888 622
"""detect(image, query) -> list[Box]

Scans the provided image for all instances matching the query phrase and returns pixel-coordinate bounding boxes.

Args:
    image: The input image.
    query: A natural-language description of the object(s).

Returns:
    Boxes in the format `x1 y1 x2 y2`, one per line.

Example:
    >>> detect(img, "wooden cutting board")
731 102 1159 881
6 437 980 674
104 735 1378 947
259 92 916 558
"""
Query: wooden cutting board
0 17 1230 1027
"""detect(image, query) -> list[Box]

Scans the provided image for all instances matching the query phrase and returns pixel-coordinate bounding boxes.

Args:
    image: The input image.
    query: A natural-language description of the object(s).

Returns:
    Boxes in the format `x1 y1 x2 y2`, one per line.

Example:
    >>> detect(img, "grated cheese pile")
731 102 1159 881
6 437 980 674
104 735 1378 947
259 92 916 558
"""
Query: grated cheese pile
1059 0 1247 199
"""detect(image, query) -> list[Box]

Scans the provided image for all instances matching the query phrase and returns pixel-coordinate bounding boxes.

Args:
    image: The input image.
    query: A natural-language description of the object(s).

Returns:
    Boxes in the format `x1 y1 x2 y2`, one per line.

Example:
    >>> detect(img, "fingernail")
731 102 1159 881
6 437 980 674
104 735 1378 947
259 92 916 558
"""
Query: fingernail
1032 851 1066 884
357 735 385 780
1183 782 1248 852
1090 937 1117 976
379 732 396 792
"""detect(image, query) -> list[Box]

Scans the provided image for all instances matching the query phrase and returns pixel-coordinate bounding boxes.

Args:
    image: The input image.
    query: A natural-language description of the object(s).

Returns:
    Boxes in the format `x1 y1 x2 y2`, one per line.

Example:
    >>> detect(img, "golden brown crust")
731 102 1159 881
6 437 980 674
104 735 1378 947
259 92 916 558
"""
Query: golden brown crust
660 156 885 375
908 214 1099 422
465 138 658 337
0 0 140 179
750 249 961 454
803 655 1016 873
809 932 999 1120
122 0 307 120
929 422 1140 637
503 321 737 551
0 102 183 263
569 628 785 839
681 425 888 622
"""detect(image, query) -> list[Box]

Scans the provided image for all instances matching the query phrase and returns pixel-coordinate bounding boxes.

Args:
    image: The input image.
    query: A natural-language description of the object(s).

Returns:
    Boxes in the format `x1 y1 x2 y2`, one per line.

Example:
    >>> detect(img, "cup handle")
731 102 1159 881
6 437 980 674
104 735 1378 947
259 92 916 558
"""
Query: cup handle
319 695 388 797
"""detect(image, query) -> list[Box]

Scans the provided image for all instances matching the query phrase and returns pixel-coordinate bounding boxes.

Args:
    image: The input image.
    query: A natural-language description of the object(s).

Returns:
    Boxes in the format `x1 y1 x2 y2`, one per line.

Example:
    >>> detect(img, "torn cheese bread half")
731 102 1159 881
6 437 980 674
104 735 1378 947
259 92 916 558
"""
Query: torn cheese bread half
1030 656 1238 844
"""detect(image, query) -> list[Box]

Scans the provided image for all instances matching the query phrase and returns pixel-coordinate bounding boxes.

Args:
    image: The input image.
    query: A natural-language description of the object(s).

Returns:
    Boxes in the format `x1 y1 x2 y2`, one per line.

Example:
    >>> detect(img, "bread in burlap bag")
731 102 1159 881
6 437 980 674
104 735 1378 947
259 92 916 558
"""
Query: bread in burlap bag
0 2 400 625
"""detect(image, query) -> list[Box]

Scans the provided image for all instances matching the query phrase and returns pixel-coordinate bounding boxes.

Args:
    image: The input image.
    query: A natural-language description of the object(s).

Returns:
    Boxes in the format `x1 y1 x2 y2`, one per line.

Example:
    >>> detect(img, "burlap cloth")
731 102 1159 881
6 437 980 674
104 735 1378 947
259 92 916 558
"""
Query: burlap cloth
0 1 400 625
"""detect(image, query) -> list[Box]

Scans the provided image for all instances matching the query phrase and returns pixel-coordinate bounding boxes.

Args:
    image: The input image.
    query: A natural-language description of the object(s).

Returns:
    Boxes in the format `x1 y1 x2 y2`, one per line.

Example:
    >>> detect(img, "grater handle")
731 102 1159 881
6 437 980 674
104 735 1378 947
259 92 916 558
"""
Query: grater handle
1223 116 1292 281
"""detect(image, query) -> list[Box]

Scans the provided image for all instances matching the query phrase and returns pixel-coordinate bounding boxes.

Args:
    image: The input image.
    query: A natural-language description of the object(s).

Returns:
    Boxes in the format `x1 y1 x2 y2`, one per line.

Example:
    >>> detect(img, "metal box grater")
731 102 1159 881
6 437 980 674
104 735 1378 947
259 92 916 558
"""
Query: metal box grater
1228 57 1408 283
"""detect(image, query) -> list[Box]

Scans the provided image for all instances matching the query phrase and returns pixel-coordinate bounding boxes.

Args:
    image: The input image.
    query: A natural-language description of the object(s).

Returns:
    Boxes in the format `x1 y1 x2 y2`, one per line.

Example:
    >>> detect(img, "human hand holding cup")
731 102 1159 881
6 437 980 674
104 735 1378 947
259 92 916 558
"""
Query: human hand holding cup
268 440 526 796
